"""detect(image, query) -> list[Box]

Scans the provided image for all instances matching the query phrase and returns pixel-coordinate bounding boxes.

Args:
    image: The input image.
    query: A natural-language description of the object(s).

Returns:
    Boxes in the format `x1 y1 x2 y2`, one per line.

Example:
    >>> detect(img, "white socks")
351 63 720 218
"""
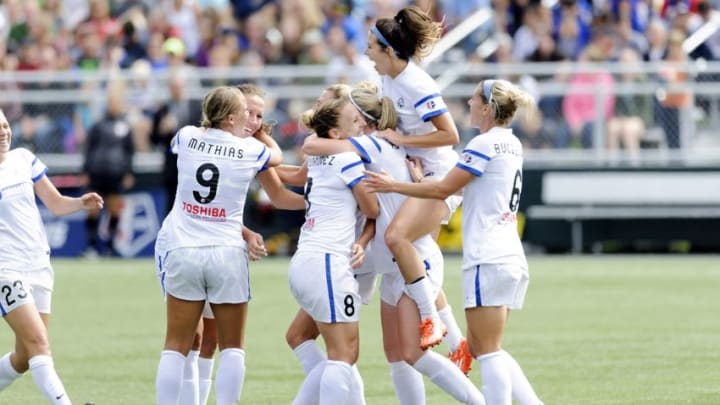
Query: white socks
179 350 199 405
405 277 439 320
413 351 486 405
478 351 511 405
292 361 324 405
293 340 326 374
157 350 186 405
28 355 71 405
438 305 464 351
215 348 245 405
0 352 21 391
502 350 543 405
319 360 352 405
347 364 366 405
389 361 425 405
198 356 214 405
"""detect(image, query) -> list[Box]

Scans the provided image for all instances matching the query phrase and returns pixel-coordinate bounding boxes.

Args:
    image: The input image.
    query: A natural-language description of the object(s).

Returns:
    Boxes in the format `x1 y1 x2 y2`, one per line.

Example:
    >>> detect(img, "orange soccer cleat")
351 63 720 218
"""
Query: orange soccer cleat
448 339 473 376
419 317 447 350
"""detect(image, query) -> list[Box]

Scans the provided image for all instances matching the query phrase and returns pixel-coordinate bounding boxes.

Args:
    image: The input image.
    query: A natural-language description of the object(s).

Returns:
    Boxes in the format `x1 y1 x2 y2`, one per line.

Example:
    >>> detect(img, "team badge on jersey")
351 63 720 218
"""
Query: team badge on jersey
397 97 405 108
463 153 473 164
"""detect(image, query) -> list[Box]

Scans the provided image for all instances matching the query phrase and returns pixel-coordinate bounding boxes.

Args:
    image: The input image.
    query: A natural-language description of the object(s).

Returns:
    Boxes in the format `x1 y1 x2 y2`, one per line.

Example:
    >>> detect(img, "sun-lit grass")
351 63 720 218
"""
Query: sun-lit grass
1 255 719 404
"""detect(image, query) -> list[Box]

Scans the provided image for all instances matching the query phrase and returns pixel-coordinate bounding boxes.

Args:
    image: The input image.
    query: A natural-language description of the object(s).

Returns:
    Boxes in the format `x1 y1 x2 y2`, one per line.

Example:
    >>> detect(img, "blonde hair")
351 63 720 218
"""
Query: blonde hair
349 88 398 131
301 83 351 125
201 86 245 129
373 5 442 61
481 80 536 126
302 97 349 138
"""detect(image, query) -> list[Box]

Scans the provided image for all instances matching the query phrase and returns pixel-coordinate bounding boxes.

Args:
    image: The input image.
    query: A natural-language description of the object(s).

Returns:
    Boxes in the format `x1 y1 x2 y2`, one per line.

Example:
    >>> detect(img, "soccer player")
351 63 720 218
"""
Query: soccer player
364 79 544 405
195 83 298 405
287 97 378 404
360 5 463 350
306 86 485 404
154 86 303 405
0 108 104 404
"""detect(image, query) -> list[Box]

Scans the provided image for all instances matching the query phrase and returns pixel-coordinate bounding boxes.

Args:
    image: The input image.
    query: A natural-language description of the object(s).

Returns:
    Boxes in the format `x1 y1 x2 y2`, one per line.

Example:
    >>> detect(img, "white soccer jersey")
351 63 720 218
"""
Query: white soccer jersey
455 127 528 269
297 152 366 257
0 148 51 270
381 61 458 177
350 134 440 274
156 126 270 251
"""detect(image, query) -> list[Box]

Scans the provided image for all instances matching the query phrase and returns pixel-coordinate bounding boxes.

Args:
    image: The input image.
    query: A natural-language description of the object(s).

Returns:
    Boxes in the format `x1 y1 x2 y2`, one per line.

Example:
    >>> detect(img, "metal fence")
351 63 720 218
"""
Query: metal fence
2 60 720 172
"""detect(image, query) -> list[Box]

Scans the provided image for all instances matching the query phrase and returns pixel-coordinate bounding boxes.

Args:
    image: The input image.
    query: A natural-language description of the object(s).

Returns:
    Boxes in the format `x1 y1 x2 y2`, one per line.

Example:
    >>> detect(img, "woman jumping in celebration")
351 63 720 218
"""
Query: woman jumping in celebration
364 79 544 405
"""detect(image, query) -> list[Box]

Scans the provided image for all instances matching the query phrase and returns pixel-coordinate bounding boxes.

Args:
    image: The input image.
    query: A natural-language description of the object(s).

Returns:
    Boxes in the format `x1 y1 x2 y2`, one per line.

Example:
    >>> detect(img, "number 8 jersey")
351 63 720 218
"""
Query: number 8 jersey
455 127 527 269
157 126 270 251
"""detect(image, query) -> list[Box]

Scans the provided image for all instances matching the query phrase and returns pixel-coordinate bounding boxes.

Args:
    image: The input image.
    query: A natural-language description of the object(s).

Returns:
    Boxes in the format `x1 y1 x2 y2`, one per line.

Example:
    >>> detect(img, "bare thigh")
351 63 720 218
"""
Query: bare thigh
210 302 248 351
164 294 204 354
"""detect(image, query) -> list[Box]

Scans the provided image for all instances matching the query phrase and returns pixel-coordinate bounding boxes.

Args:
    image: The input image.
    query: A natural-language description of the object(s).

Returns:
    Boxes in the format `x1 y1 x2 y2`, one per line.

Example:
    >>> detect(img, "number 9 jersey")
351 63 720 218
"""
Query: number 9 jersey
156 126 270 252
455 127 527 270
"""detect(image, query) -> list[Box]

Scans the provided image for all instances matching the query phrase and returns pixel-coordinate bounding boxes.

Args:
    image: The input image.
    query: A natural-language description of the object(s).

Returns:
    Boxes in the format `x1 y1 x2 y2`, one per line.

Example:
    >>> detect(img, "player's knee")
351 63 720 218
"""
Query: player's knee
384 225 407 254
21 332 50 358
285 327 310 349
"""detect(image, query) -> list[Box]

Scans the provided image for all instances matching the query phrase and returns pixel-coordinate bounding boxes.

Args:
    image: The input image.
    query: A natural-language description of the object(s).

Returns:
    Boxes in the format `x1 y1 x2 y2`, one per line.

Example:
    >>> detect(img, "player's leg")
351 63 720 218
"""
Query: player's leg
198 307 217 405
286 309 324 374
210 302 247 405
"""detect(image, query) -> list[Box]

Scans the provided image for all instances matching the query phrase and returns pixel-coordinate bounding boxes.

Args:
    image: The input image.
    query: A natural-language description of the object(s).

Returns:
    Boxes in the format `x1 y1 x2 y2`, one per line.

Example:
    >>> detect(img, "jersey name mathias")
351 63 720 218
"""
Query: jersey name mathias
187 137 247 159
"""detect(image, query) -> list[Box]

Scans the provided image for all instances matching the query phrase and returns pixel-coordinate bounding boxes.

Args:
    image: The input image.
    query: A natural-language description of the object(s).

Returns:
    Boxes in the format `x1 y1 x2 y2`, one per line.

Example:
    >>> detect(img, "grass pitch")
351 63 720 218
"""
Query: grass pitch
0 255 719 404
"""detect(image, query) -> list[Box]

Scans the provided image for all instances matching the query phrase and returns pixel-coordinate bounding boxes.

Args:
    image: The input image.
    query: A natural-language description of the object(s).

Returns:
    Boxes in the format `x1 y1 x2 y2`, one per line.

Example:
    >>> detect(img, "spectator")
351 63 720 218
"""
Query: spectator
561 44 616 148
655 29 692 149
82 80 135 257
150 69 203 216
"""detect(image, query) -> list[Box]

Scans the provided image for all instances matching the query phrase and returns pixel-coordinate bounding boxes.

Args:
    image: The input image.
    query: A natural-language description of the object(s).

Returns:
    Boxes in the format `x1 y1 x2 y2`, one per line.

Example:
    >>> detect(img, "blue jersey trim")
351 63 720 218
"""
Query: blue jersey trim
257 146 267 161
349 138 371 163
347 175 366 189
32 168 48 182
421 108 448 122
414 93 441 108
325 253 336 323
474 265 482 307
463 149 491 161
368 136 382 153
341 160 363 172
456 163 483 177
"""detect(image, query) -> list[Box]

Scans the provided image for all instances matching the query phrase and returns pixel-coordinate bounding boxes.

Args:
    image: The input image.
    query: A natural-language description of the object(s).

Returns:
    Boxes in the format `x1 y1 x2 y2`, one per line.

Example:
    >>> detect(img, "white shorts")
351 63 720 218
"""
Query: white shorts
462 263 529 310
0 270 34 317
380 251 444 306
289 251 360 324
355 271 377 305
159 246 251 304
22 267 54 314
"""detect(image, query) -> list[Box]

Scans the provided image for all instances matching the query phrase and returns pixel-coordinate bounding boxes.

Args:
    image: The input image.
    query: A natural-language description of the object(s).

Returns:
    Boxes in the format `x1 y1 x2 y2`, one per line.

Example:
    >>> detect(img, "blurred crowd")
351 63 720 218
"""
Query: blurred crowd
1 0 719 159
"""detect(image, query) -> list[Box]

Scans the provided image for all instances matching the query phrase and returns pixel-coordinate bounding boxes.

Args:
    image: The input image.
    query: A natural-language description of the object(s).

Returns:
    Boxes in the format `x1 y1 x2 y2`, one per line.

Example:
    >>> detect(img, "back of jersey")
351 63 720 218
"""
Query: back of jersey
298 152 366 257
158 126 269 250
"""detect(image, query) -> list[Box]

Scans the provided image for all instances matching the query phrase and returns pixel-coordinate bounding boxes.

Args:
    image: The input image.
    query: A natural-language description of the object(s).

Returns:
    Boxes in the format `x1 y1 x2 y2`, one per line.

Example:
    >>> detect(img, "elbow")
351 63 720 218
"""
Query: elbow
448 130 460 146
363 203 379 220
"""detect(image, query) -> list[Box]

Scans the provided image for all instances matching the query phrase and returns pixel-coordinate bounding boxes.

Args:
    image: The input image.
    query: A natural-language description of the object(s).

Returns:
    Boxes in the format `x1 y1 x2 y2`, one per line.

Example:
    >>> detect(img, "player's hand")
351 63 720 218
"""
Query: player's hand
375 128 404 146
350 243 365 269
80 193 104 210
406 156 424 182
245 230 268 261
362 169 394 193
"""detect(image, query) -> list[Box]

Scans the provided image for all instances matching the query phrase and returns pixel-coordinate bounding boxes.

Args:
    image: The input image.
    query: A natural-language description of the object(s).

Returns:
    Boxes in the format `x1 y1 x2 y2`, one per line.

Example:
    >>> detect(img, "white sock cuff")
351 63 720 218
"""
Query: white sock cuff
0 353 21 377
187 350 200 360
28 355 53 370
219 348 245 360
326 359 352 371
293 340 318 354
161 350 186 362
198 357 214 375
438 305 453 316
477 350 504 362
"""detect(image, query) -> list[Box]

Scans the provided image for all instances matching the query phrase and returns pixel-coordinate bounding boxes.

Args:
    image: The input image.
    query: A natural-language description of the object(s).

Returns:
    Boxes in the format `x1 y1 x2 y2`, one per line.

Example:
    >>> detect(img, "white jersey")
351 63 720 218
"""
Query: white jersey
0 148 51 270
455 127 527 269
297 152 366 257
350 133 440 274
381 60 458 177
156 126 270 251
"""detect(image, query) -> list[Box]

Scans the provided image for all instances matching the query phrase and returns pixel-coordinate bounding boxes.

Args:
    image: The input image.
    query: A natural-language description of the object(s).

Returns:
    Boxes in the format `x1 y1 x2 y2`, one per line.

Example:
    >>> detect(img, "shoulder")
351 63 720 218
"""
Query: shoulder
334 151 363 166
398 62 440 95
9 148 35 163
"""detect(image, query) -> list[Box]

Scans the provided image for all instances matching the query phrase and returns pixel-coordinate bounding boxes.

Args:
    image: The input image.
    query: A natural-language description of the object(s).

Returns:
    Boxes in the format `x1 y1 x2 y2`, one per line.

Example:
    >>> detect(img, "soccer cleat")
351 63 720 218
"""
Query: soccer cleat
448 339 473 376
419 317 447 350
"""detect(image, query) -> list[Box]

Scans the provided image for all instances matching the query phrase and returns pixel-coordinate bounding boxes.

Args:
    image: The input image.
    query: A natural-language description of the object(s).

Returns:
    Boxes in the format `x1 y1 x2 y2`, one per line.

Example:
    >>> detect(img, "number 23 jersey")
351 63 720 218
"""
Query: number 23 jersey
157 126 270 251
456 127 527 269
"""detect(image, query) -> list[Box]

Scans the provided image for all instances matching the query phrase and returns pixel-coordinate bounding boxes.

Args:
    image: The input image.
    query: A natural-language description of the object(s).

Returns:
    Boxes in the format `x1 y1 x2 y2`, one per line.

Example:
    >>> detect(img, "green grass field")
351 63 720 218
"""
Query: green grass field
1 255 719 404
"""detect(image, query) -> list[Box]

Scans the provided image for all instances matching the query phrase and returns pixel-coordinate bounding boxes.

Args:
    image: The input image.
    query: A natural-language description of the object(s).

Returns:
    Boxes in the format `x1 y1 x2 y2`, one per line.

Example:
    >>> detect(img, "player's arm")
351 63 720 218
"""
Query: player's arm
256 168 306 210
255 130 283 166
302 134 357 156
242 225 268 260
364 166 471 200
377 112 459 148
352 180 379 219
34 177 104 216
275 163 307 187
356 218 376 249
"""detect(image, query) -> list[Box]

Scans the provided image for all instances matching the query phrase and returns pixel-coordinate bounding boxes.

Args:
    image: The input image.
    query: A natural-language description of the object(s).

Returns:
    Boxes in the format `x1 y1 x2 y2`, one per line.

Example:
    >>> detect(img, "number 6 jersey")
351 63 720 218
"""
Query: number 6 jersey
156 126 270 251
455 127 527 269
